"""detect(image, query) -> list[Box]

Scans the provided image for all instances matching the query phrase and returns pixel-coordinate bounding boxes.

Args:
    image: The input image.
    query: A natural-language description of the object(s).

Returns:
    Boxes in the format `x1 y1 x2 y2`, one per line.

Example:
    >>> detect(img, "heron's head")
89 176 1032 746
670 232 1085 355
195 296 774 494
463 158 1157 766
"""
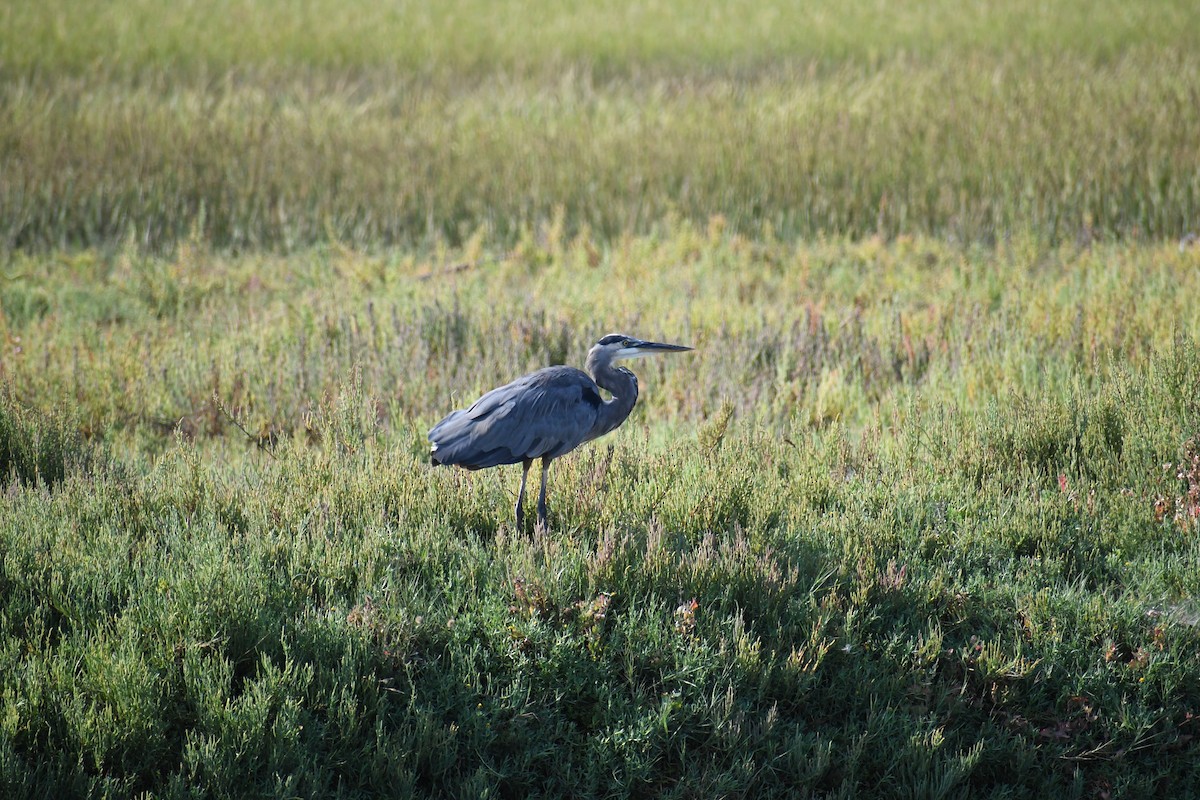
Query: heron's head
589 333 693 365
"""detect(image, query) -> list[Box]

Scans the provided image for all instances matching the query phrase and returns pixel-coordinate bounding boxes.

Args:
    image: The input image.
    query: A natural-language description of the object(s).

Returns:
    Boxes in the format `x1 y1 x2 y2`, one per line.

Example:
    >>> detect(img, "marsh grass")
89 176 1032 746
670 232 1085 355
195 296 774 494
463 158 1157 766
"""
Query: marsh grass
2 234 1200 797
5 0 1198 78
4 1 1200 795
3 232 1198 446
0 389 97 489
2 2 1199 249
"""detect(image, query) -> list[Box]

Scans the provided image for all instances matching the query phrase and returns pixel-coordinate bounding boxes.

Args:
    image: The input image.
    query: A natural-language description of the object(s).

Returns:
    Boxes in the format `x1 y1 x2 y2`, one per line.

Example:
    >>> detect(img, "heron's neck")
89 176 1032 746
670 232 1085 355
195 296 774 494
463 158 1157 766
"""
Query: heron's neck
586 354 639 439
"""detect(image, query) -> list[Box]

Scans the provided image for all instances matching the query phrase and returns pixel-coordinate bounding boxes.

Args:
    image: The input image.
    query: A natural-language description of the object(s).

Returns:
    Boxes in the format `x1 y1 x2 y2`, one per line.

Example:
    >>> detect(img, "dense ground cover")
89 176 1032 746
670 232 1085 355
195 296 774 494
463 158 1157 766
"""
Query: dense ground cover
3 234 1200 797
3 1 1200 797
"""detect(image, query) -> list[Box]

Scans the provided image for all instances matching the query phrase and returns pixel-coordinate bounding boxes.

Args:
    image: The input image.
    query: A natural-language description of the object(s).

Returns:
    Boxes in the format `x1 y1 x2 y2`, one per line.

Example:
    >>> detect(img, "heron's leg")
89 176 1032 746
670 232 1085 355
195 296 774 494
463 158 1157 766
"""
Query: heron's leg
536 457 552 530
515 459 533 531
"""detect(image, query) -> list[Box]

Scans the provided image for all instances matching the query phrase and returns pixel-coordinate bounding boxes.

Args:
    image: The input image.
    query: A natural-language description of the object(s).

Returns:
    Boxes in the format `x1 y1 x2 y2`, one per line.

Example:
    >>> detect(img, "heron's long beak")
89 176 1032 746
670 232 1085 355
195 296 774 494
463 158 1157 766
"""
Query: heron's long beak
617 339 694 359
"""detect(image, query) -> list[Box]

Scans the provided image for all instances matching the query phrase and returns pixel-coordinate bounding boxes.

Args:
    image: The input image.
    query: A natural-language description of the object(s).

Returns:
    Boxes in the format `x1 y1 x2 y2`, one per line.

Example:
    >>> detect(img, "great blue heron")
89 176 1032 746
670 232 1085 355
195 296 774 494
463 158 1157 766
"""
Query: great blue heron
428 333 693 529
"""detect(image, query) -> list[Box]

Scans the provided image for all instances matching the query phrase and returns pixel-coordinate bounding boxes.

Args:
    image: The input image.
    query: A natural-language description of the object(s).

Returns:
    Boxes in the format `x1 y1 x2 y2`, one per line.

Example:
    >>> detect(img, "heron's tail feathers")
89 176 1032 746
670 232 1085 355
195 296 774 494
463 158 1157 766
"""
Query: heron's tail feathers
428 410 521 470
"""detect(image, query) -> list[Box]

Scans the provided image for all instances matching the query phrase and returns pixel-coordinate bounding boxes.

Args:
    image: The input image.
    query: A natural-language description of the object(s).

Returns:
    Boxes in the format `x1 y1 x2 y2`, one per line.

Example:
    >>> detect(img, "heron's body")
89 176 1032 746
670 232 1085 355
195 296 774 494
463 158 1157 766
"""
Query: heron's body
428 365 631 469
428 334 691 529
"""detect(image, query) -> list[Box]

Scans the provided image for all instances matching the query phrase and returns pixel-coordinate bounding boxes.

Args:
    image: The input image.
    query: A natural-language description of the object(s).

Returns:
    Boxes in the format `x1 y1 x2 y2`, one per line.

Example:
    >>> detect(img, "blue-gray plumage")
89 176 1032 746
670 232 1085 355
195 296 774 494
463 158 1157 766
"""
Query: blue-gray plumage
429 333 693 530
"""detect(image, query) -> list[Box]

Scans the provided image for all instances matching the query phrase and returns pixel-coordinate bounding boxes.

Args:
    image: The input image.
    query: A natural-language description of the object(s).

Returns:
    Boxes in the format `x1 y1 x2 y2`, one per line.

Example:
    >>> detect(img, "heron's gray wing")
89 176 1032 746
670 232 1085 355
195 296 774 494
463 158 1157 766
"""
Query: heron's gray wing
428 366 604 469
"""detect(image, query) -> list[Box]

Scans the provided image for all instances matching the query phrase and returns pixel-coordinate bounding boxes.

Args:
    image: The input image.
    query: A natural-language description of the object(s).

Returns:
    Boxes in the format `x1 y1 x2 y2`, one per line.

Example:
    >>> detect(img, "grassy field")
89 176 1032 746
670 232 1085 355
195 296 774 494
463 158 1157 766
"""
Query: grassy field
3 1 1199 250
4 234 1200 797
3 1 1200 798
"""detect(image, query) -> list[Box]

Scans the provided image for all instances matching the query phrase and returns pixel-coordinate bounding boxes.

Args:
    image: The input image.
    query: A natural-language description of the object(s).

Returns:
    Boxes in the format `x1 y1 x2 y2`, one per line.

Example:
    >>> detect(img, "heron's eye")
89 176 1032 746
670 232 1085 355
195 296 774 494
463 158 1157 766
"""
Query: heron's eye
622 339 634 347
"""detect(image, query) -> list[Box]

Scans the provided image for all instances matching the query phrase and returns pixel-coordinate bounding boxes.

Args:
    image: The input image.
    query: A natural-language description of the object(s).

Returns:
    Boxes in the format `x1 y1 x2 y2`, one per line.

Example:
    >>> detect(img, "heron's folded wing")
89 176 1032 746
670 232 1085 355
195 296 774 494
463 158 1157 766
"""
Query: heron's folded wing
428 368 602 468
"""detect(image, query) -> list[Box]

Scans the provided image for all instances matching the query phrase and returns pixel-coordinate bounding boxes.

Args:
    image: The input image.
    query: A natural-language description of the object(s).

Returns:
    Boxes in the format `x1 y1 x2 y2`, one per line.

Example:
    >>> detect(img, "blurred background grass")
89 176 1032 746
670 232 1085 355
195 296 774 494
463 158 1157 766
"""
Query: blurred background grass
6 0 1196 76
2 0 1198 250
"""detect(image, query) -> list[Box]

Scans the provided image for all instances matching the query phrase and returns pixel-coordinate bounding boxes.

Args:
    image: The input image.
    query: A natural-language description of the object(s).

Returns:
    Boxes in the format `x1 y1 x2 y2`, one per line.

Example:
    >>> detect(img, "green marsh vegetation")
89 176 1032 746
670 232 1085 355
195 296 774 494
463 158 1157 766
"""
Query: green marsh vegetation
2 1 1200 797
3 0 1199 249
